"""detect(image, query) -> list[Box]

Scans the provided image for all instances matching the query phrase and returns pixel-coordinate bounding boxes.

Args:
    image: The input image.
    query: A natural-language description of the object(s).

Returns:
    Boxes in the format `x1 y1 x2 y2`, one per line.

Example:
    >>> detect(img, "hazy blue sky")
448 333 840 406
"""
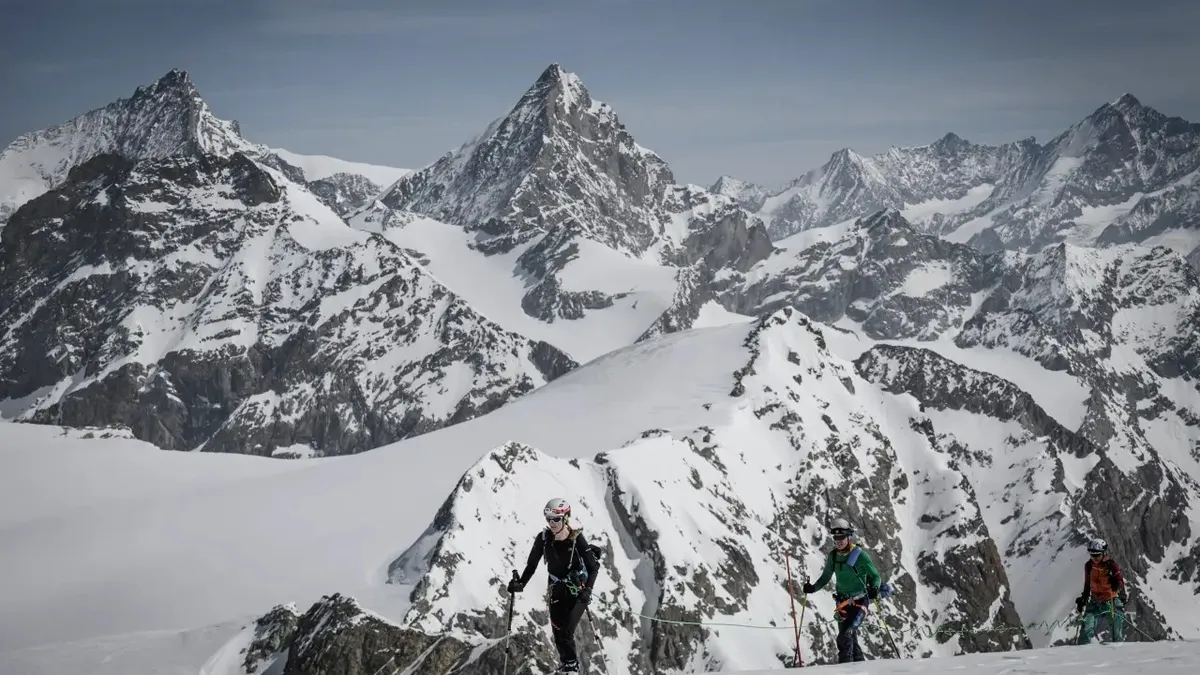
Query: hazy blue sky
3 0 1198 187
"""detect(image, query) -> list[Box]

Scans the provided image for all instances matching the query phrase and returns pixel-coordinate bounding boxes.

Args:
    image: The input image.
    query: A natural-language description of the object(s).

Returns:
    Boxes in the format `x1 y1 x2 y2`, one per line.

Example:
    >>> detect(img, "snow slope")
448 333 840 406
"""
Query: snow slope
0 320 754 651
270 147 411 186
349 207 679 361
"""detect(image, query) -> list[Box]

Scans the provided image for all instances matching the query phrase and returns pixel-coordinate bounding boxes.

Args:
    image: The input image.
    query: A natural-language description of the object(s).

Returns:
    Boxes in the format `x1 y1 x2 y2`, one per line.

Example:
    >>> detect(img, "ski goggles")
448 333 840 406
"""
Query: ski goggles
546 516 565 523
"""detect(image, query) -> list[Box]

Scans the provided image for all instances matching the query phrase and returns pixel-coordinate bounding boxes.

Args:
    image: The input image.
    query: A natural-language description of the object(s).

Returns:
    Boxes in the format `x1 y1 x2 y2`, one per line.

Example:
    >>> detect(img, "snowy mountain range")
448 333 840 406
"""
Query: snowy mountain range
1 62 1198 675
719 94 1200 260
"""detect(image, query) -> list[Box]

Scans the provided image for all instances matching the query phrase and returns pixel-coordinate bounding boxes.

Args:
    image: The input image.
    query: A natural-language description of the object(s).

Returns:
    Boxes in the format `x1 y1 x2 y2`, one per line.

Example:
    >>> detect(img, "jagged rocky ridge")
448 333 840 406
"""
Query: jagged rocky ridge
234 307 1196 673
0 150 575 456
731 95 1200 259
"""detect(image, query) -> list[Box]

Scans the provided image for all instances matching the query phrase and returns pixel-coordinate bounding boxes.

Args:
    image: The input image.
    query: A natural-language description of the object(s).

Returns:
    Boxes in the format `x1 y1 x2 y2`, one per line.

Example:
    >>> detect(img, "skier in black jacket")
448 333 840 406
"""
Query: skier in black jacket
507 497 600 673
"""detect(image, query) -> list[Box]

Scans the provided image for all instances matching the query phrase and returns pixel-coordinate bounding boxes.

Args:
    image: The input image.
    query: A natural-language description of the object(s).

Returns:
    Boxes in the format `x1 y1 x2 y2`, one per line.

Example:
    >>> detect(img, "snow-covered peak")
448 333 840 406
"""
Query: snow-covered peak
1110 92 1145 113
709 174 771 210
377 62 677 257
527 62 600 119
357 63 773 361
0 68 257 225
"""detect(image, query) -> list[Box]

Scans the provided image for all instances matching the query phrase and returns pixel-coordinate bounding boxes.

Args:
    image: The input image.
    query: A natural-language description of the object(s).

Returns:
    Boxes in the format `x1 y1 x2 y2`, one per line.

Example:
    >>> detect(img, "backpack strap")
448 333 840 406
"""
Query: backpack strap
846 548 862 568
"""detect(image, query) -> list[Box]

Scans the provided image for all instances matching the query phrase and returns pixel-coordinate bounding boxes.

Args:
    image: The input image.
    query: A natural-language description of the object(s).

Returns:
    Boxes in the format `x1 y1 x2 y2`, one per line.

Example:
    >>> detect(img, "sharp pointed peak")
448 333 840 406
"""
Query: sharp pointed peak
1111 92 1143 110
935 131 965 145
829 147 863 162
512 61 599 121
159 68 191 83
539 62 565 79
532 62 580 89
1089 92 1150 121
132 68 199 100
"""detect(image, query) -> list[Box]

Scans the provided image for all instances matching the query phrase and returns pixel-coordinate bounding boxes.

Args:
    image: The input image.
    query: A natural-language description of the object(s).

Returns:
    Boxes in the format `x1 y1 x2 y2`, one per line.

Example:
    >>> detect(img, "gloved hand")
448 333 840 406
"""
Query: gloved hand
802 582 816 595
867 585 879 601
1075 595 1086 613
577 587 592 605
879 582 895 599
507 577 525 593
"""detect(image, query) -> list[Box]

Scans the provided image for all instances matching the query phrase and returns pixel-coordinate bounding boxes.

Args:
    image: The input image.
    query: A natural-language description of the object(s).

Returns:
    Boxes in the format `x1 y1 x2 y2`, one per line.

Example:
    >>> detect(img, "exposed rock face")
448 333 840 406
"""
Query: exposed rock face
242 603 301 675
279 594 526 675
0 151 576 456
721 210 999 340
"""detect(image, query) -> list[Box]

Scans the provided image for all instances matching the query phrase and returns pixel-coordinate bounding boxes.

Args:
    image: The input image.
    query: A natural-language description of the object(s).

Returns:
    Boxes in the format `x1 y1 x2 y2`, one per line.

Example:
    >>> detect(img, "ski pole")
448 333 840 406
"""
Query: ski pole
586 607 607 673
586 608 605 650
798 590 809 665
784 547 802 667
874 598 900 659
504 570 518 675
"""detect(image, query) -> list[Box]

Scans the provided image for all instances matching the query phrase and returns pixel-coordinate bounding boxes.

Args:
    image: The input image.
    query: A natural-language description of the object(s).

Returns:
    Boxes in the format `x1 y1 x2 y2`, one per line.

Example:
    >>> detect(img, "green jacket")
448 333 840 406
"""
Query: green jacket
811 545 881 598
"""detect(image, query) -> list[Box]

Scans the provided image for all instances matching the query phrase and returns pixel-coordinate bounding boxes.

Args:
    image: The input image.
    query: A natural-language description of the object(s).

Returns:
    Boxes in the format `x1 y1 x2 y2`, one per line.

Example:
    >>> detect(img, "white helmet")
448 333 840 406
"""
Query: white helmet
829 517 854 538
1086 538 1108 554
544 497 571 521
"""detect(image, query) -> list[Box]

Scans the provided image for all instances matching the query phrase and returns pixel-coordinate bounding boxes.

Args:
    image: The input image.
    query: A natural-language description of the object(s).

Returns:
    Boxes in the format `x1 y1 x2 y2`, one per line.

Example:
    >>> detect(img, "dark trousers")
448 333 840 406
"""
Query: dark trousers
836 599 868 663
548 585 587 666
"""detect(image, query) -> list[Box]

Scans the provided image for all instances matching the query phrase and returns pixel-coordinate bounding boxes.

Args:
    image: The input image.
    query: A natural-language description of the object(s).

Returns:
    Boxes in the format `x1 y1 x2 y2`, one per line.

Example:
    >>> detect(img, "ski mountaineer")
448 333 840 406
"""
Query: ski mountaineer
1075 538 1127 644
507 498 601 674
801 518 892 663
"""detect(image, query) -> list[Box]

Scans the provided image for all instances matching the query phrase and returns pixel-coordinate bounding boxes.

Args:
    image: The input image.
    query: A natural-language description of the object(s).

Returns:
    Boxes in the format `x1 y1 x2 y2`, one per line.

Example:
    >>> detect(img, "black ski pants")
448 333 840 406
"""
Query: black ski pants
548 584 587 666
836 598 868 663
